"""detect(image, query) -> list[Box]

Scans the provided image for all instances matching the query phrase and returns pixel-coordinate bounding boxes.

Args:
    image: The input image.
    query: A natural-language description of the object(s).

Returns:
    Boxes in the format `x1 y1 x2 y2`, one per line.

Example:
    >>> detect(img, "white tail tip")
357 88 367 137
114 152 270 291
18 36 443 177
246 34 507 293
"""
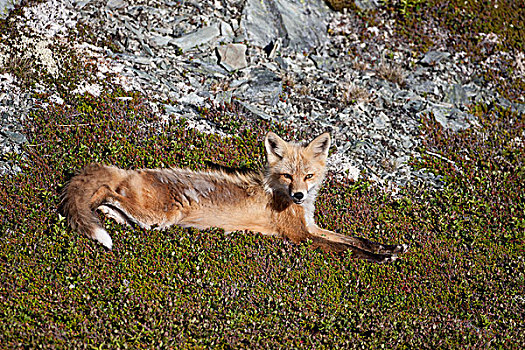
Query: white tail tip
93 227 113 250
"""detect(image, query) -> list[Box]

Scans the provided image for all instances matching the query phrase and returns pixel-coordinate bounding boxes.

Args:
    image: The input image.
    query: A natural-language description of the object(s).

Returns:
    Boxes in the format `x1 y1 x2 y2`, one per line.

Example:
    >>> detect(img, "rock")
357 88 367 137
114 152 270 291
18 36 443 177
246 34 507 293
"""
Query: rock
217 44 248 71
422 105 477 132
219 21 235 42
187 59 229 78
274 56 288 70
0 161 21 176
233 33 247 43
400 135 413 149
495 97 525 114
106 0 127 10
404 99 426 113
237 101 275 121
372 112 389 130
419 51 450 66
149 34 173 47
445 84 469 108
511 102 525 115
1 130 27 145
309 54 336 72
354 0 381 11
394 91 426 112
409 80 438 95
73 0 93 10
497 97 513 109
179 92 206 107
241 0 329 51
241 0 285 50
0 0 20 19
214 90 233 105
171 24 220 52
236 68 282 105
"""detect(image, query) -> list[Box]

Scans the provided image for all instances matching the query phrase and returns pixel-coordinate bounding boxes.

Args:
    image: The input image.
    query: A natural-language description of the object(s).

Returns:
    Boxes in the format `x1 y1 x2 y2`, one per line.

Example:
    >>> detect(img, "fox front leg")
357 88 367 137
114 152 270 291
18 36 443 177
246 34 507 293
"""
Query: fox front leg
307 225 408 256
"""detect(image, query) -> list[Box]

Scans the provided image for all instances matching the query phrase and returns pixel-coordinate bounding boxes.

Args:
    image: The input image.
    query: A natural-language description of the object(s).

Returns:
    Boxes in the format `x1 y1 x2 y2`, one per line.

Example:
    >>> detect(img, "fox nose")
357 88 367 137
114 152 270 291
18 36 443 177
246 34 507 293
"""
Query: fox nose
292 192 304 200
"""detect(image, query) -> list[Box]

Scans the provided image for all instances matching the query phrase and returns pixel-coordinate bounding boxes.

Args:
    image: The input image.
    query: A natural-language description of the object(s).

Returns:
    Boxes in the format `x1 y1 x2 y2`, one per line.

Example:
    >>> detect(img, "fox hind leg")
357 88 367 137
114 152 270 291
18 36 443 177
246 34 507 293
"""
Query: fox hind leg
98 205 130 225
91 184 156 230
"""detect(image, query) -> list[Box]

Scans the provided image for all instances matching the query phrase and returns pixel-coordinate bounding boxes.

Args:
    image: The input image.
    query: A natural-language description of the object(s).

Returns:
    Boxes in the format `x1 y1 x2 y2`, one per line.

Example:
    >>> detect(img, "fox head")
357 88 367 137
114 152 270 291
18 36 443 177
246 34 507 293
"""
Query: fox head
264 132 331 205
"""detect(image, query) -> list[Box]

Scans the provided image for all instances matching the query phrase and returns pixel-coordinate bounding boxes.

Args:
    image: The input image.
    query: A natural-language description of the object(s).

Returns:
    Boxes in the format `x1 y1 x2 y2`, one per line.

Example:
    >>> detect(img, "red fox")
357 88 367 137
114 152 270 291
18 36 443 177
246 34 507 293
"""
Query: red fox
61 132 407 263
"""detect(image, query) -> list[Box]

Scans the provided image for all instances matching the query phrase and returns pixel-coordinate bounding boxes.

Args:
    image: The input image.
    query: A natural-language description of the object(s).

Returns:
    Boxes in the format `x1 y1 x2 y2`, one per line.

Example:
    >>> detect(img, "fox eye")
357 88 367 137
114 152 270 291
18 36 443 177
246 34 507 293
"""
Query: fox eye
305 174 313 180
282 174 293 180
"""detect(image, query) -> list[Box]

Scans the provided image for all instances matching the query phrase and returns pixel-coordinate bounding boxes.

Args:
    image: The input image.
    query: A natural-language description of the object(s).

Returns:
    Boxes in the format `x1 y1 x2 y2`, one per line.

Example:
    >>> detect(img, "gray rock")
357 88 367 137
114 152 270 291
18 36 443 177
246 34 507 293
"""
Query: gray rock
274 56 288 70
393 90 426 112
404 99 426 113
237 101 275 121
446 84 469 107
149 34 173 47
372 112 390 130
420 51 450 66
241 0 286 50
73 0 93 9
497 97 513 109
217 44 248 71
129 68 159 83
179 92 206 107
241 0 329 52
400 135 413 149
172 24 220 52
511 102 525 115
106 0 127 10
409 80 438 95
354 0 381 11
219 21 235 42
495 98 525 114
214 90 233 105
233 34 247 43
237 68 282 105
422 105 477 132
187 59 229 78
1 130 26 145
463 83 481 100
0 0 20 19
141 41 154 57
0 161 21 176
309 54 336 72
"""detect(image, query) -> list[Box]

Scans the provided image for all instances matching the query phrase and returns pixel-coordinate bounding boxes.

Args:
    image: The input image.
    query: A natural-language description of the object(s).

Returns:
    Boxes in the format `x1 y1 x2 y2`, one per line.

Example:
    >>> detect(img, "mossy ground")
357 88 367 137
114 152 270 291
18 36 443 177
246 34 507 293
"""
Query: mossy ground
363 0 525 101
1 1 524 348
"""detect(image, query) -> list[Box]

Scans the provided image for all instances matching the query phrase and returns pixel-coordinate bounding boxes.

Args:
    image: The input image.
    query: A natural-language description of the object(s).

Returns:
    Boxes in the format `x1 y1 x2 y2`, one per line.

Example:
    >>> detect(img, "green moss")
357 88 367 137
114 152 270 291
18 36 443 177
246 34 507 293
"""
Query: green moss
0 87 523 347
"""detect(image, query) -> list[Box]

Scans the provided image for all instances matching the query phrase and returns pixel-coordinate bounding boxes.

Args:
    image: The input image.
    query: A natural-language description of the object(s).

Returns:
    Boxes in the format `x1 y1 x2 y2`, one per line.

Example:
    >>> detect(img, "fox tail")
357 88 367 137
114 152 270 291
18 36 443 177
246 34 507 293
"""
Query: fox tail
61 163 117 249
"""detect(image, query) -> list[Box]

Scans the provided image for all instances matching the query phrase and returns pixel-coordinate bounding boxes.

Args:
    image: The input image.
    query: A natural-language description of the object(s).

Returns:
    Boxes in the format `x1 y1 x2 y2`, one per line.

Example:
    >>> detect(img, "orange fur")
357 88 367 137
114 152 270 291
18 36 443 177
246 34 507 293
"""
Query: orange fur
61 132 407 262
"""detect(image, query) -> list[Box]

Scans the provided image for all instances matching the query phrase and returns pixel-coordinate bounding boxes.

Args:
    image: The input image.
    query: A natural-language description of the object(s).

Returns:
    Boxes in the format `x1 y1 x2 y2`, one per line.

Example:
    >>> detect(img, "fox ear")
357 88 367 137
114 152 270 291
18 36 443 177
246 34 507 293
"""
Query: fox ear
265 132 288 163
306 133 331 160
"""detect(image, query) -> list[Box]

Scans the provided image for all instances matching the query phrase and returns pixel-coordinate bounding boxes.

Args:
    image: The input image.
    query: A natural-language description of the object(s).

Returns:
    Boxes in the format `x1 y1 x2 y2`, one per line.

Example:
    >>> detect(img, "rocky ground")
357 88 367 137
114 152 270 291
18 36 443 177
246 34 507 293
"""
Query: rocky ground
1 0 524 191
